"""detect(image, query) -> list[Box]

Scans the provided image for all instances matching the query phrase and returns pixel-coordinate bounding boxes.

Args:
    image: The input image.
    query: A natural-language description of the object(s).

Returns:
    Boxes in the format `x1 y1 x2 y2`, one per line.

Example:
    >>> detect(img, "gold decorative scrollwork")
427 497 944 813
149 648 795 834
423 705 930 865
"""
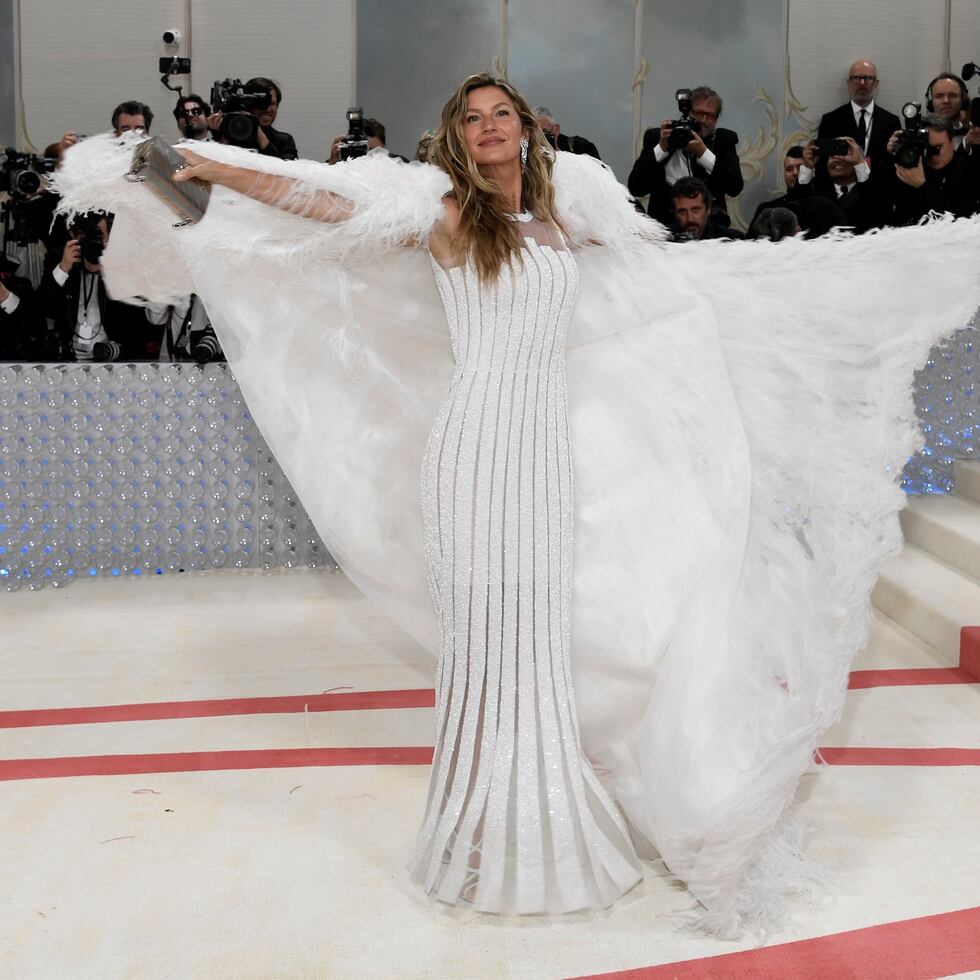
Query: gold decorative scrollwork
727 86 778 231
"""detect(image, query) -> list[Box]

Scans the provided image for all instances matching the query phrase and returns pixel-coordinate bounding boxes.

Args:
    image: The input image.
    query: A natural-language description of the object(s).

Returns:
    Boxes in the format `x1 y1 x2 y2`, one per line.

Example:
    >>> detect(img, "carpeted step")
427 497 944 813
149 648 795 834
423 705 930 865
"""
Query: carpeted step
872 544 980 665
900 494 980 582
954 459 980 505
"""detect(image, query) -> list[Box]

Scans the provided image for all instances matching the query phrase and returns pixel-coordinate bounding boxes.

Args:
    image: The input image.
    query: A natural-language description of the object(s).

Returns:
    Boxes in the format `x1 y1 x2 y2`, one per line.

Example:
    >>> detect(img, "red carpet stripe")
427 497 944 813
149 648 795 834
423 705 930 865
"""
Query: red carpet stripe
819 747 980 766
6 659 976 729
1 745 977 781
962 626 980 681
0 688 436 729
570 905 980 980
0 746 435 781
847 667 976 689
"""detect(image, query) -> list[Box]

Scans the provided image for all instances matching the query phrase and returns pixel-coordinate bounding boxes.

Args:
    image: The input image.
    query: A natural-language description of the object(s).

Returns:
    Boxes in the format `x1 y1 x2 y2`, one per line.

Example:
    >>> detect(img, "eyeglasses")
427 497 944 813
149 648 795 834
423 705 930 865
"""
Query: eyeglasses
179 106 204 117
848 75 877 83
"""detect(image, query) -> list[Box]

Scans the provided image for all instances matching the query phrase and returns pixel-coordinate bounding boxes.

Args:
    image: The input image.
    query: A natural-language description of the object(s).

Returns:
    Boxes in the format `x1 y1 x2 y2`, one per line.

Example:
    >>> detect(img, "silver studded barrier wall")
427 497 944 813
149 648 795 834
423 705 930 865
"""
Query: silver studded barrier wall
1 324 977 592
0 362 334 591
904 320 979 494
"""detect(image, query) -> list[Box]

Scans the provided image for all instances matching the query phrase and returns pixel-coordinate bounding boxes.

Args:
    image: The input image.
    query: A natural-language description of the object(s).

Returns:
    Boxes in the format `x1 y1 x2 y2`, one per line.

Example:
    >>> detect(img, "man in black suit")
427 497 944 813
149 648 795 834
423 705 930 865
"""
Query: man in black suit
628 86 743 228
793 136 886 233
245 77 298 160
748 146 804 225
533 107 601 159
817 60 900 171
668 178 744 241
0 259 44 360
39 214 157 362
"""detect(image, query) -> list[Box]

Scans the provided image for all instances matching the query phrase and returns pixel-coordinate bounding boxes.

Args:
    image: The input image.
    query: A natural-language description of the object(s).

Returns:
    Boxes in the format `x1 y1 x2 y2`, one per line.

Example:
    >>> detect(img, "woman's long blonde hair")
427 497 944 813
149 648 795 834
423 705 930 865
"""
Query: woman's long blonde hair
429 73 563 283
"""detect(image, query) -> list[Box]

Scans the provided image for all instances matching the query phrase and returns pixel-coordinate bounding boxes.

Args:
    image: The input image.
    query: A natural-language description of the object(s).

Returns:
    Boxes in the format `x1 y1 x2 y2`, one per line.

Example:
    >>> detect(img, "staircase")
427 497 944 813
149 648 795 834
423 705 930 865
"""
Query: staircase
873 460 980 671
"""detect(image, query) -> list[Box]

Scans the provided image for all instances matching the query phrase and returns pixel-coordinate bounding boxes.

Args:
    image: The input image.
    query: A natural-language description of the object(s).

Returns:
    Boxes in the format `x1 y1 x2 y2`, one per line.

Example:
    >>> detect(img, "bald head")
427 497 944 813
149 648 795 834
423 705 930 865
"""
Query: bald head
847 60 879 107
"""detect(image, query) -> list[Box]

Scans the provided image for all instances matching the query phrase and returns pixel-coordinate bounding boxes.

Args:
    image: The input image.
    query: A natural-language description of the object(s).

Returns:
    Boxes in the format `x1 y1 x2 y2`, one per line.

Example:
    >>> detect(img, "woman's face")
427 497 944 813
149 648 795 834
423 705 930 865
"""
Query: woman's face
462 86 524 169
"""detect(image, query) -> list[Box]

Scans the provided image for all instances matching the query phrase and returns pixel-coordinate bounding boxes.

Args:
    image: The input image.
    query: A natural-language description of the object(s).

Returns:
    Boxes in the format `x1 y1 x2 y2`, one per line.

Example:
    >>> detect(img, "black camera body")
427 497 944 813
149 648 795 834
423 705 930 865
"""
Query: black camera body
209 79 271 148
814 137 849 158
894 102 936 169
72 212 107 266
1 148 58 246
338 108 370 161
667 89 703 152
0 148 57 197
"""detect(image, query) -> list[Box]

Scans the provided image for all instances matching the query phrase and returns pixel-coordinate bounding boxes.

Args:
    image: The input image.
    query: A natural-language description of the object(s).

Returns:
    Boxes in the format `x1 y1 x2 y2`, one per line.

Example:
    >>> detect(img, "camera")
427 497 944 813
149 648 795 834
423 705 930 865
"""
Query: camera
893 102 935 169
93 340 121 361
337 108 370 161
1 148 58 246
0 148 56 197
814 138 849 157
191 326 222 364
159 56 191 76
960 62 980 126
667 88 703 151
72 213 107 266
209 78 271 148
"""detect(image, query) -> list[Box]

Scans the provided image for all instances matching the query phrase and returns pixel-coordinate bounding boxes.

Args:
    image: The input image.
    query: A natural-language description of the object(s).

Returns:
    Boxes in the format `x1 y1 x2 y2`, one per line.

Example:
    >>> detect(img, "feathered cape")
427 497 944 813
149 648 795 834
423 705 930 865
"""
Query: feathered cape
54 135 980 936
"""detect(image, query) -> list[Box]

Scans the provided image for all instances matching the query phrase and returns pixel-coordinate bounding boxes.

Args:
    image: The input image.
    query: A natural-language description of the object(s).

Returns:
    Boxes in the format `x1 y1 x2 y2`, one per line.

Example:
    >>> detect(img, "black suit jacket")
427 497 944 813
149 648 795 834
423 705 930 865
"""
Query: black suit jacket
40 263 158 361
0 272 44 360
786 176 886 233
875 152 980 226
259 125 298 160
817 103 901 172
628 126 743 226
556 133 601 160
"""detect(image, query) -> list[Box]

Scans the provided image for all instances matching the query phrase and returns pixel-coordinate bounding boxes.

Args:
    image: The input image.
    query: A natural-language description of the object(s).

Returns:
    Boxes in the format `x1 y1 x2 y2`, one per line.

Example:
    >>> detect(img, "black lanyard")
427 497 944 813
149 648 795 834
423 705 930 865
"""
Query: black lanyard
80 270 97 321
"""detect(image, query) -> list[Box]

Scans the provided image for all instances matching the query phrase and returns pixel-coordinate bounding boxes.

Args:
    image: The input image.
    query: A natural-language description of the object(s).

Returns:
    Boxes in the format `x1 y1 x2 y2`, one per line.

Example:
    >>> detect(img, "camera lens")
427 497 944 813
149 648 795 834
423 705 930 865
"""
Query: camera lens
15 171 41 195
222 113 258 146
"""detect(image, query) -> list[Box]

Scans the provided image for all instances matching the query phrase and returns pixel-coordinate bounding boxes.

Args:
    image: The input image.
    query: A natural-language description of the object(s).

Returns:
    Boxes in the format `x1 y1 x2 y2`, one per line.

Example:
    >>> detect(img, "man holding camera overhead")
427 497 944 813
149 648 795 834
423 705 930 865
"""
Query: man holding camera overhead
628 85 743 228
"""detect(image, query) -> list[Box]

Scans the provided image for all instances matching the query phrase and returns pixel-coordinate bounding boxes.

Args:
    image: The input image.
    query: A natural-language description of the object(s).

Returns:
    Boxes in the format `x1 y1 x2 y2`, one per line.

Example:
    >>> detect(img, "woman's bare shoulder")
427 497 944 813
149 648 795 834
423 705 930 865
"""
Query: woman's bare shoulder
428 195 461 262
437 194 460 234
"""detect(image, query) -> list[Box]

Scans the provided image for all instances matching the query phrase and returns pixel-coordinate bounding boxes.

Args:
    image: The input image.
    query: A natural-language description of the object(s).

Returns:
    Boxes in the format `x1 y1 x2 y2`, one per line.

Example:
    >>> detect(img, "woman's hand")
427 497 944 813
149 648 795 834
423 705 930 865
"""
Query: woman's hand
173 147 225 185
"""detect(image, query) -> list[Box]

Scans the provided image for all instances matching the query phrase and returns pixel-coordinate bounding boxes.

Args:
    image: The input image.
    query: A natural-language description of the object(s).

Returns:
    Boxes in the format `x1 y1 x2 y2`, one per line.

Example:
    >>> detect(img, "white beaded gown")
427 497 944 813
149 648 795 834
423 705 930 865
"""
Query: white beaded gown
411 219 642 912
52 138 980 934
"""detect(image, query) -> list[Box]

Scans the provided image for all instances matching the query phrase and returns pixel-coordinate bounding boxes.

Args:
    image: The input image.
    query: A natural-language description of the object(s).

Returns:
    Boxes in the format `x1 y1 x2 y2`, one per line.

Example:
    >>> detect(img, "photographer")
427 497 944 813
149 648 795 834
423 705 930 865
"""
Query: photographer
0 258 44 360
794 136 885 233
328 117 400 163
144 294 225 363
628 86 743 228
40 213 157 361
879 112 980 225
174 94 212 141
112 101 153 136
208 77 296 158
533 107 601 159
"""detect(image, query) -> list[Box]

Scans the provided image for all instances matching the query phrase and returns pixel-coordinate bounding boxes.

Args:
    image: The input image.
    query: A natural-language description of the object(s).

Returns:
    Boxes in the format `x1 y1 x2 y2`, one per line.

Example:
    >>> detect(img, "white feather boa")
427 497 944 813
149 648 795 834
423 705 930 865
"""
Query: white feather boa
54 134 980 936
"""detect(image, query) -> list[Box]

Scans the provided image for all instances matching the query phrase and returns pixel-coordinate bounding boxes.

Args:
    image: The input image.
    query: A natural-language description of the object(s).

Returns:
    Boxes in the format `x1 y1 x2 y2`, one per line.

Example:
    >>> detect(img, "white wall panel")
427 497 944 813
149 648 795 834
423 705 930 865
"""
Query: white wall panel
189 0 354 162
17 0 353 162
19 0 187 150
950 1 980 99
787 0 946 133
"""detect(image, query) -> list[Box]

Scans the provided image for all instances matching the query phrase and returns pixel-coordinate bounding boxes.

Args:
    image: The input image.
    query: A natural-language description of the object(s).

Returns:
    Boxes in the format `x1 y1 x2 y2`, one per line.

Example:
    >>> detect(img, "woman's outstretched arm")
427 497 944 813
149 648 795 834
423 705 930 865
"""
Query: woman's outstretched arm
173 147 355 224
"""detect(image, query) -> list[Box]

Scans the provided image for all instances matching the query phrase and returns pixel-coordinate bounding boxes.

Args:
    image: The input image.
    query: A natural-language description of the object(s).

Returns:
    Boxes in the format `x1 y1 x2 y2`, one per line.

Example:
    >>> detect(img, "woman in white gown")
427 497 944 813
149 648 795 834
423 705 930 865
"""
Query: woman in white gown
53 73 980 936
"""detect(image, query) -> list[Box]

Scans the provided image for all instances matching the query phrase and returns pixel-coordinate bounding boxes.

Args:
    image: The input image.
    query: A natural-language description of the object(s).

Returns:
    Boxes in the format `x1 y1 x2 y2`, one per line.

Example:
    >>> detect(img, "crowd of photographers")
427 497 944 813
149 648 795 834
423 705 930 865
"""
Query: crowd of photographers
3 58 980 362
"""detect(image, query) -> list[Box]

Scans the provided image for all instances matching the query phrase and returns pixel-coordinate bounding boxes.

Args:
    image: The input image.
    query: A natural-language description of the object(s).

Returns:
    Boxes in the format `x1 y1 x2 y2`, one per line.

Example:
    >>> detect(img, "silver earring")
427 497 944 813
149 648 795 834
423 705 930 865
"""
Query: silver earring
520 136 529 168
